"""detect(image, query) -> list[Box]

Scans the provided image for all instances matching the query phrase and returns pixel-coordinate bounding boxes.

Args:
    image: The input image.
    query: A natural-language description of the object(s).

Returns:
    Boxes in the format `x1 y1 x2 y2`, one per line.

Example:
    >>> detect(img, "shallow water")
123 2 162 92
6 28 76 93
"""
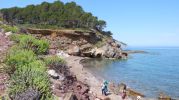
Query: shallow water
81 47 179 98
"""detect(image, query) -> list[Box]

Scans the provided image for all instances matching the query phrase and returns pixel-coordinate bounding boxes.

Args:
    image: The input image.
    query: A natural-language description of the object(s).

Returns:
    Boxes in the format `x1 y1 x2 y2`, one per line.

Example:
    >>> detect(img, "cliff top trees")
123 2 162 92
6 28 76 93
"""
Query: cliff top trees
0 1 107 32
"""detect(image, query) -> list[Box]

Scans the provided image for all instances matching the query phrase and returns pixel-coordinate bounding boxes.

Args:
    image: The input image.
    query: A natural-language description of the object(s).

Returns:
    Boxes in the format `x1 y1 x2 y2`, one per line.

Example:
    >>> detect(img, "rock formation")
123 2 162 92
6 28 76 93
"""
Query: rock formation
25 28 128 59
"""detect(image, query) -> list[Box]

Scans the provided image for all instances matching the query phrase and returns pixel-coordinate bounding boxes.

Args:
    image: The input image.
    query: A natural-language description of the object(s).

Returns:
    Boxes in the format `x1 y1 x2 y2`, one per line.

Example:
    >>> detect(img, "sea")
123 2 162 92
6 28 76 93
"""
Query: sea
81 47 179 98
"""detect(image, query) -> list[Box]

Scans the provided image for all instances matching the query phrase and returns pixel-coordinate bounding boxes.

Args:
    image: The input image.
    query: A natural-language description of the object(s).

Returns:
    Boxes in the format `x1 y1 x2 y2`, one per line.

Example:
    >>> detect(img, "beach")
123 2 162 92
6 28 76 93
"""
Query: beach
65 56 127 100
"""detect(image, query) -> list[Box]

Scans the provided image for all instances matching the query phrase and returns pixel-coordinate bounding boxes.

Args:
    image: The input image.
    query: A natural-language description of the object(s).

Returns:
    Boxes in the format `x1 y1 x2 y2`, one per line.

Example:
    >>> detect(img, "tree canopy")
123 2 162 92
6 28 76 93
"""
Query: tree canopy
0 1 107 31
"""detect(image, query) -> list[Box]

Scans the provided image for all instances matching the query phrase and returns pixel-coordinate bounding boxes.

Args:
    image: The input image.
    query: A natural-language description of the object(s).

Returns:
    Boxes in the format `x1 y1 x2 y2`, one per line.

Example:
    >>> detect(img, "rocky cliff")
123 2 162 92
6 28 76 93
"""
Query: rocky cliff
25 28 127 59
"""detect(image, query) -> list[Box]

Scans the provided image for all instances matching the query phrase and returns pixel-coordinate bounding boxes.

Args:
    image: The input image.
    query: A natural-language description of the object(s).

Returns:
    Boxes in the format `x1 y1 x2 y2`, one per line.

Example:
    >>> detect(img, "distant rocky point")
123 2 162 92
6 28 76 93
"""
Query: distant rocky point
123 50 148 54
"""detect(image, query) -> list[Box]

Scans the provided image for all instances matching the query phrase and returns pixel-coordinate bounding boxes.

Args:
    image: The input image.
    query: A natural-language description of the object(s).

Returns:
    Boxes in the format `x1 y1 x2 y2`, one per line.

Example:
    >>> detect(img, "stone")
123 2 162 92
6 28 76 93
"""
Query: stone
5 31 12 36
67 45 80 56
47 69 59 79
56 50 70 58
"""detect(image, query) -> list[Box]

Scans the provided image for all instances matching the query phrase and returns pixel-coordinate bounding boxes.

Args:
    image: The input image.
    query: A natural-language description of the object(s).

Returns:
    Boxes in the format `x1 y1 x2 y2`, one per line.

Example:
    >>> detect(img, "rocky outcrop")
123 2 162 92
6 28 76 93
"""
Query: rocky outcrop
67 45 80 56
26 28 127 59
81 38 127 59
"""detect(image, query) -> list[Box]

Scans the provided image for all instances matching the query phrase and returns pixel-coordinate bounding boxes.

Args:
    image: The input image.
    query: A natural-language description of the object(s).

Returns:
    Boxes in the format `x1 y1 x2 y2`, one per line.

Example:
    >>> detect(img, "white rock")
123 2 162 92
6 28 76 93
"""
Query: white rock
67 45 80 56
58 74 65 81
47 69 58 77
56 50 70 58
5 31 12 36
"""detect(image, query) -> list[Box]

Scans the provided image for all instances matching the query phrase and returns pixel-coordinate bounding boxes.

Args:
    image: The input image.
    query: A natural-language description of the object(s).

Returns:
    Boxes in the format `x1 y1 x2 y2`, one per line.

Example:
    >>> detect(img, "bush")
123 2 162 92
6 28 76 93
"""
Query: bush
9 34 28 43
10 34 49 55
8 60 52 100
6 32 52 99
44 55 65 68
5 49 36 74
0 24 19 33
32 39 49 55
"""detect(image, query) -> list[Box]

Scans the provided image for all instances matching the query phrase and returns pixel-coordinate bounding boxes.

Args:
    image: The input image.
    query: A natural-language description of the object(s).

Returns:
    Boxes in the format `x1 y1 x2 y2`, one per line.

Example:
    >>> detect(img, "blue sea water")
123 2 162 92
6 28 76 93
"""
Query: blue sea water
82 47 179 98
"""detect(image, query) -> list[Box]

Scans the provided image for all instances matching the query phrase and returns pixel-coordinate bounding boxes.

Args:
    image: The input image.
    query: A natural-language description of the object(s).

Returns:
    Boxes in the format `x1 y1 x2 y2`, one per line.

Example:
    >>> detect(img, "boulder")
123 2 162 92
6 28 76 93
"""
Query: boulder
56 50 70 58
5 31 12 36
67 45 80 56
47 69 59 79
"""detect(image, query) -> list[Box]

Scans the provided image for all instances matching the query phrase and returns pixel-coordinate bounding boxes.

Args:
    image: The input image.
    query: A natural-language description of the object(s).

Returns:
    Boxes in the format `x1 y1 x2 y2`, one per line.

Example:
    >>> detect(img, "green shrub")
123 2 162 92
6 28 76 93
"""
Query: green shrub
10 34 49 55
32 39 49 55
44 55 65 68
9 34 28 43
8 60 52 99
6 33 52 99
5 48 36 67
0 24 19 33
5 49 36 74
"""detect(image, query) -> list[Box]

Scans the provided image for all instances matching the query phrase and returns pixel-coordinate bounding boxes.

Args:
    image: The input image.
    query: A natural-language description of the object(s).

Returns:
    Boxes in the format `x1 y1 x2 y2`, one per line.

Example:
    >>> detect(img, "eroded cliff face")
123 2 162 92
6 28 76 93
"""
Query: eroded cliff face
26 28 127 59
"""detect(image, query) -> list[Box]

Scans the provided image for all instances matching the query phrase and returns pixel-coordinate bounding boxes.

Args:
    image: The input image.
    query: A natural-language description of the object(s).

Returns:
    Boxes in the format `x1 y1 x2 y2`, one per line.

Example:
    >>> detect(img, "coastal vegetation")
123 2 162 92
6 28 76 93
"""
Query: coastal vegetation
10 34 49 55
4 34 53 99
44 55 65 68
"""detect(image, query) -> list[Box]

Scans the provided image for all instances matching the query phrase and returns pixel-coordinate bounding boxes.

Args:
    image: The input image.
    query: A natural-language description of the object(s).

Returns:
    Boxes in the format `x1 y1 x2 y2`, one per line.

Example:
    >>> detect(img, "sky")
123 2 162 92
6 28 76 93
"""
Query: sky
0 0 179 47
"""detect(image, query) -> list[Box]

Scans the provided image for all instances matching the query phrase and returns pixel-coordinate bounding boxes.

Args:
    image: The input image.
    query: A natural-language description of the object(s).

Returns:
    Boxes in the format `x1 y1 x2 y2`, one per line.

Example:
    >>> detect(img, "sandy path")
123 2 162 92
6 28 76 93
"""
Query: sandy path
65 56 125 100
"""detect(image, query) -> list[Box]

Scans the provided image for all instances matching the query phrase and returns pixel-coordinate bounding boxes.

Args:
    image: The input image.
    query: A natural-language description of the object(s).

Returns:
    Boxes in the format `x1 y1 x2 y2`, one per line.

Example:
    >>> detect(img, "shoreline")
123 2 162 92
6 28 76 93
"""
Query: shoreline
65 56 127 100
65 56 164 100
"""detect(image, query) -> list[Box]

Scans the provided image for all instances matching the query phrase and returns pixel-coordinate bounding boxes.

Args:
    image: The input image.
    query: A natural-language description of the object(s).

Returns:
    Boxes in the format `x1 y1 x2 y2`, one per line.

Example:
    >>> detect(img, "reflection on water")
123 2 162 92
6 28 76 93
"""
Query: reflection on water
81 47 179 98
